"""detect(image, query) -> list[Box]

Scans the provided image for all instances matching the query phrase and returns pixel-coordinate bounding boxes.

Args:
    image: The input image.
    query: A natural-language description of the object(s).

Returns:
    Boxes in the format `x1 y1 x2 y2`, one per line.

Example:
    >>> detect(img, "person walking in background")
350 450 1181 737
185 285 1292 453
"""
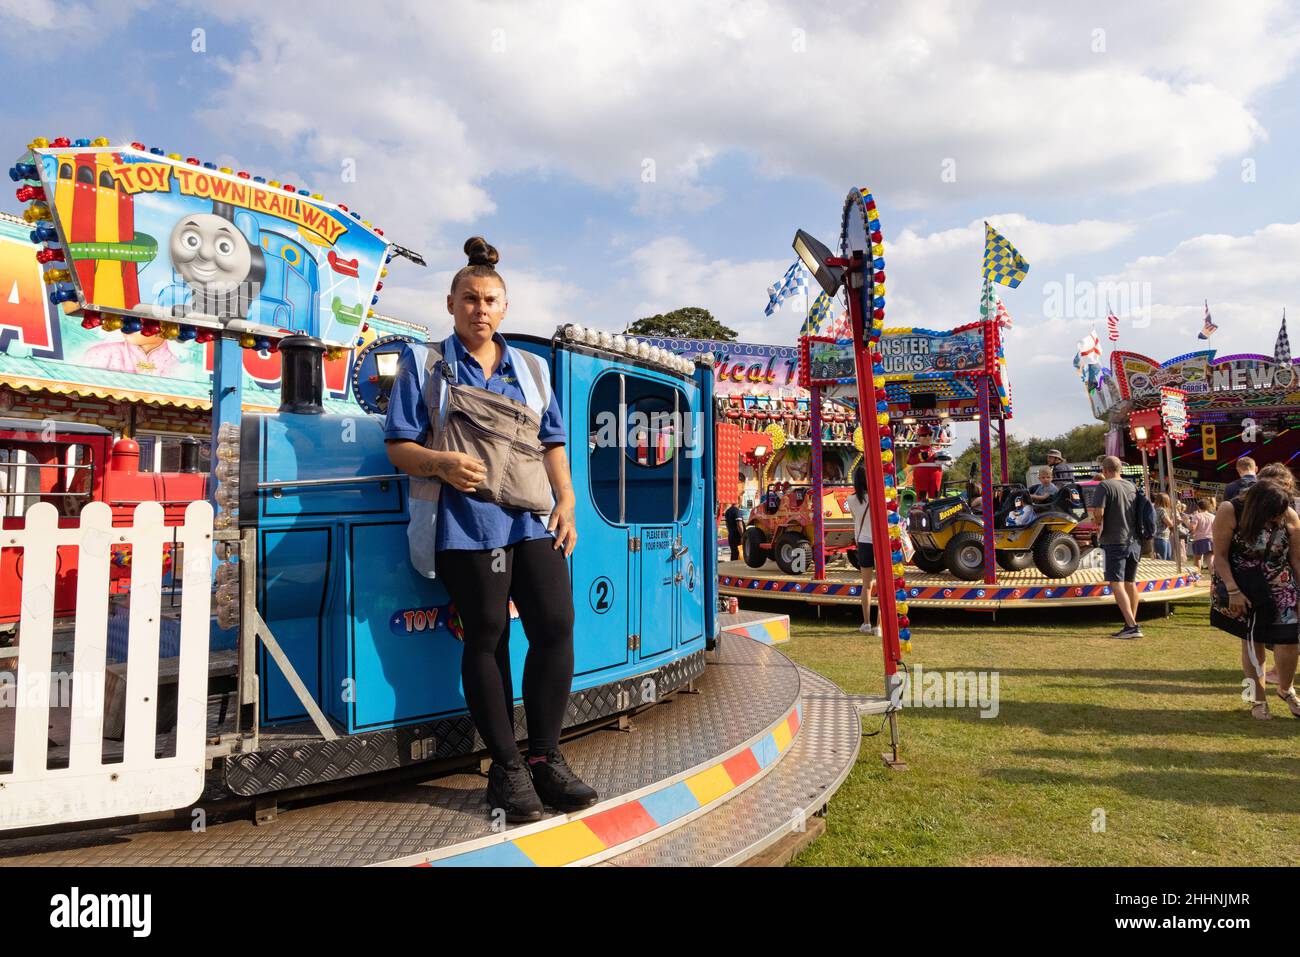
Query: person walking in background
1176 500 1192 560
1210 479 1300 720
1249 464 1297 684
1152 492 1174 561
846 466 879 637
1090 456 1142 639
1224 456 1258 502
724 500 744 562
1188 500 1215 571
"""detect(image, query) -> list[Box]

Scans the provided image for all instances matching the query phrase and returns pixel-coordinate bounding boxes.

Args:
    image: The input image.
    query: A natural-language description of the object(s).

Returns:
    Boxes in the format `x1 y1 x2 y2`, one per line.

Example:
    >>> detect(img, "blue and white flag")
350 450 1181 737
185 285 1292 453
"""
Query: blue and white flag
764 261 808 317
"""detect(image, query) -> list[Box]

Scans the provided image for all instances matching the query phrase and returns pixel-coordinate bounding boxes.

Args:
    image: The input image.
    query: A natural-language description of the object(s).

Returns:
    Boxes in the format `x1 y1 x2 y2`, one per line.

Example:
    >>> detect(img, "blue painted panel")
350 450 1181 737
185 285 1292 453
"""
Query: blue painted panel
347 522 466 731
259 525 331 725
259 413 404 518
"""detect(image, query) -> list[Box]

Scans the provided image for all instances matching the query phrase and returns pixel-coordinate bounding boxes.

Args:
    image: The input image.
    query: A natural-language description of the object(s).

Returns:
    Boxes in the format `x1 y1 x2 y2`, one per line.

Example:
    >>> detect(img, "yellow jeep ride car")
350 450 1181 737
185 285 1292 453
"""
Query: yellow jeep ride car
906 483 1088 581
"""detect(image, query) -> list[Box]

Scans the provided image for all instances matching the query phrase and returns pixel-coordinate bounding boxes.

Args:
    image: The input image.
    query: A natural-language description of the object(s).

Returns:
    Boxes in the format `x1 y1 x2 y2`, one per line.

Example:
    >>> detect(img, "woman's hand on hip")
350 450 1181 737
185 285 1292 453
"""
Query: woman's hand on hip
548 495 578 556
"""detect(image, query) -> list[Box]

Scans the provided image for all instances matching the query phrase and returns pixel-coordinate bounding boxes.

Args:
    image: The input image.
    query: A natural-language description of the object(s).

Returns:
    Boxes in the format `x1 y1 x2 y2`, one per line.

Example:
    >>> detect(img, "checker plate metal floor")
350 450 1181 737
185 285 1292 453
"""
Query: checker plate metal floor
0 635 807 867
601 665 860 866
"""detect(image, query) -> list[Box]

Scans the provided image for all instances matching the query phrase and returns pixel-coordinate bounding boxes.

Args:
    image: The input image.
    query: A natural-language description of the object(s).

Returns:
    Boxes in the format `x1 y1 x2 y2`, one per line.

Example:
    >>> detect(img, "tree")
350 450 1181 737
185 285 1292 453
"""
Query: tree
948 422 1107 487
625 307 738 341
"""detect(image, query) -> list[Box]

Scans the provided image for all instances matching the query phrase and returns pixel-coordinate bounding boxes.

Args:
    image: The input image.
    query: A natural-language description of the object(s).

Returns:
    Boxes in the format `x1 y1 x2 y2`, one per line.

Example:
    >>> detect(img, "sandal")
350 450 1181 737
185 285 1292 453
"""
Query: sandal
1276 688 1300 718
1251 701 1272 720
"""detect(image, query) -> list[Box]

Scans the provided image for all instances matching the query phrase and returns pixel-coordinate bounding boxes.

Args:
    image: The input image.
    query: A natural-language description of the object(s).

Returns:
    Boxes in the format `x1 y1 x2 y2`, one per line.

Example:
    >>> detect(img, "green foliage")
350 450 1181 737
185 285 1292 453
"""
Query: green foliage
951 422 1106 485
625 306 738 341
782 600 1292 866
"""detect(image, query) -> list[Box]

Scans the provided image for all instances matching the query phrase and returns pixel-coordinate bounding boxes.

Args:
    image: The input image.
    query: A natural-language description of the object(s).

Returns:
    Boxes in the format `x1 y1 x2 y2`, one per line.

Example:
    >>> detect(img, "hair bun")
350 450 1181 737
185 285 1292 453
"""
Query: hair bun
464 236 499 268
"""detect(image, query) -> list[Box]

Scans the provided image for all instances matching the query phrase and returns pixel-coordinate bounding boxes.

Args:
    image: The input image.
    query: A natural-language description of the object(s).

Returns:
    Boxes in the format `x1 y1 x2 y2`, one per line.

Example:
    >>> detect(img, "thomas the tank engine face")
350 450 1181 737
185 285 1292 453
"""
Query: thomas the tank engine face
169 213 254 297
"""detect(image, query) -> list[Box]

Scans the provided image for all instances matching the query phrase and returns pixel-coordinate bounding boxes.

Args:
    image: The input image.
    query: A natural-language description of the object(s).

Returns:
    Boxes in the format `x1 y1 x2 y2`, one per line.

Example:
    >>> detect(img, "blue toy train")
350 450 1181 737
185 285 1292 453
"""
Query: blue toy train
213 326 719 798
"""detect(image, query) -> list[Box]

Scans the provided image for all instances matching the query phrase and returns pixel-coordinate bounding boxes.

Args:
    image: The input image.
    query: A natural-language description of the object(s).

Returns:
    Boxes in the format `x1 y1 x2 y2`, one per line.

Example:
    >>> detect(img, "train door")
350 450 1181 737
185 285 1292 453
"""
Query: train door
548 347 634 679
624 375 694 661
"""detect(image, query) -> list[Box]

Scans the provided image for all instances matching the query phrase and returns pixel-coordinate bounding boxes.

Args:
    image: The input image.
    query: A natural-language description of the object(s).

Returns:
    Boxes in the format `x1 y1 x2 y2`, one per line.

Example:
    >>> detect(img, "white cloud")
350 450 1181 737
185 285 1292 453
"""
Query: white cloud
377 266 591 343
616 236 798 342
188 0 1300 251
1103 222 1300 352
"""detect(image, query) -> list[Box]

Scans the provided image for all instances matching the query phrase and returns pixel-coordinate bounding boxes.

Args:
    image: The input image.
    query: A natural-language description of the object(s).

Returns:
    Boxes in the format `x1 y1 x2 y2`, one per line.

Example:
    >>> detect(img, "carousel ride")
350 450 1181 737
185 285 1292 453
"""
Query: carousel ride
719 226 1206 614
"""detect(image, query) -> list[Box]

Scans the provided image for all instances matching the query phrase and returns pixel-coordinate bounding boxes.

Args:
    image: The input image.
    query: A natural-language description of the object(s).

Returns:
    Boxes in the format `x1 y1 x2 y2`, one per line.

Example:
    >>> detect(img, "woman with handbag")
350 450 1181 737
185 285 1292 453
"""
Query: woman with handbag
1209 478 1300 720
384 237 597 822
846 466 879 637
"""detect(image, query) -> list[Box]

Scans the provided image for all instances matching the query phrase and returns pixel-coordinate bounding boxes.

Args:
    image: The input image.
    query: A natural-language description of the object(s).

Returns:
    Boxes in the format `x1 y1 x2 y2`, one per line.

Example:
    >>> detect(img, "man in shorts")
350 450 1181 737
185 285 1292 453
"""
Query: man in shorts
1089 455 1142 639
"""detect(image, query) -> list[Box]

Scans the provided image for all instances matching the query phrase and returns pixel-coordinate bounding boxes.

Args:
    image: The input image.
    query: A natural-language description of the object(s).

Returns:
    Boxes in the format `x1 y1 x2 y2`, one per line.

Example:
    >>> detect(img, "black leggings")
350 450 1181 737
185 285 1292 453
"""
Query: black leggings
435 536 575 766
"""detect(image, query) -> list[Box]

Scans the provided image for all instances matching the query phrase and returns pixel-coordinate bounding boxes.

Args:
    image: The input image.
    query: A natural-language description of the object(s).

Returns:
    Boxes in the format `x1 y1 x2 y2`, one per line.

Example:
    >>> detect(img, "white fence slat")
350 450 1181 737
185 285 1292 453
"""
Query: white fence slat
175 501 213 760
121 501 165 765
0 498 214 830
12 503 59 778
67 502 113 770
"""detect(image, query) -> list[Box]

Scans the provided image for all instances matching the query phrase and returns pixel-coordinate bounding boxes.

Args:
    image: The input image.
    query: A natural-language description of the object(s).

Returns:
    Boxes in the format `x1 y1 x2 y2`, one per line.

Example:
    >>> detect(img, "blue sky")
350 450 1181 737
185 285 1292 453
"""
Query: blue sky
3 0 1300 439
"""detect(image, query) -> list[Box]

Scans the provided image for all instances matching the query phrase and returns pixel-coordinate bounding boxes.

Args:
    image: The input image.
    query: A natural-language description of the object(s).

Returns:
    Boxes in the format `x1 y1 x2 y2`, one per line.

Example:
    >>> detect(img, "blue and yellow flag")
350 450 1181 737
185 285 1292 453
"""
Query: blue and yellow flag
982 222 1030 288
801 290 834 337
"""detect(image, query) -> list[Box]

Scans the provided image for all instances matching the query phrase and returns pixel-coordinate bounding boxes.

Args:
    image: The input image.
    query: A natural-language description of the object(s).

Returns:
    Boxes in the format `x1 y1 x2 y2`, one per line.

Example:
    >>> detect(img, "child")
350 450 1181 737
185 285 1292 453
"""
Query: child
1188 499 1215 571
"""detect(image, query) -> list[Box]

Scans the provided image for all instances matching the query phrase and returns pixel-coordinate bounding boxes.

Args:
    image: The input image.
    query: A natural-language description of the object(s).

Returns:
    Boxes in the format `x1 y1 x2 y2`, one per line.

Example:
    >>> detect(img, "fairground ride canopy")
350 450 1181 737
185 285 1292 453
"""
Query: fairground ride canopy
1090 347 1300 425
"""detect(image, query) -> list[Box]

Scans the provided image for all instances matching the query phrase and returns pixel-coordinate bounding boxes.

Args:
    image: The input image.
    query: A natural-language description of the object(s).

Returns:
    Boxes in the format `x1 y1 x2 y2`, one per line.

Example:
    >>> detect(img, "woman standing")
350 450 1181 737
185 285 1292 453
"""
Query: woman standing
1210 480 1300 719
846 466 879 636
385 237 597 822
1187 500 1215 571
1152 492 1173 561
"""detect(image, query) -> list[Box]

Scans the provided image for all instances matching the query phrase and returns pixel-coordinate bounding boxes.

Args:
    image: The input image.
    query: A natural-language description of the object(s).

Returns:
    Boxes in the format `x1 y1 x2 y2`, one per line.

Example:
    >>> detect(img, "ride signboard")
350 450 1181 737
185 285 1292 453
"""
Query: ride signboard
1160 387 1188 443
22 143 389 348
0 214 414 408
1095 348 1300 423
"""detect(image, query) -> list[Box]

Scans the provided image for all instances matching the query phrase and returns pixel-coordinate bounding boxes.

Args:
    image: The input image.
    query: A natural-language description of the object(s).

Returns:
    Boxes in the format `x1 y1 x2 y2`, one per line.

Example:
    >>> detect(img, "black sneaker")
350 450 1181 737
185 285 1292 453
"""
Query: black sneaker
527 749 599 812
485 761 544 823
1110 625 1142 639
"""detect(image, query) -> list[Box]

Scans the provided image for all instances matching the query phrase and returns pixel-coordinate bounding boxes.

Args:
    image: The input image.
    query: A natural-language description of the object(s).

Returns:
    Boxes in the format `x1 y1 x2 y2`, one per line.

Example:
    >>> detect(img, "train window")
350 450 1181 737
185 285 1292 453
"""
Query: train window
588 372 692 525
138 433 211 474
0 448 45 518
625 397 678 467
59 162 72 179
46 444 94 518
76 165 94 184
281 244 300 266
98 170 115 189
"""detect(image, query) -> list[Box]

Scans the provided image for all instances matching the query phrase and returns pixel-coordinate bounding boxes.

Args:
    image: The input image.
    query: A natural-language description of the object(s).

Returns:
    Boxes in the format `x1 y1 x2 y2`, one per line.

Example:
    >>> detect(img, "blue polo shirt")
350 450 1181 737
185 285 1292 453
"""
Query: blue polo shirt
384 331 566 552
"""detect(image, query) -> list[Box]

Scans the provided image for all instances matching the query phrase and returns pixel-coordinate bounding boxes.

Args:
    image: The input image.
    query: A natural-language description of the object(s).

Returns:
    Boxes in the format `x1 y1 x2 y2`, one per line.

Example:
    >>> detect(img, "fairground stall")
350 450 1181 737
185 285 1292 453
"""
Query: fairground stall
716 223 1205 613
1087 320 1300 505
0 137 862 867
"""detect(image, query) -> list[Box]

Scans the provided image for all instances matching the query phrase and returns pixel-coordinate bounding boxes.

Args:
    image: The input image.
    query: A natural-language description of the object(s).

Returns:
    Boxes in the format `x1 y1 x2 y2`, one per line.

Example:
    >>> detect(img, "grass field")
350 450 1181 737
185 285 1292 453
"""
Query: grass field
776 597 1300 866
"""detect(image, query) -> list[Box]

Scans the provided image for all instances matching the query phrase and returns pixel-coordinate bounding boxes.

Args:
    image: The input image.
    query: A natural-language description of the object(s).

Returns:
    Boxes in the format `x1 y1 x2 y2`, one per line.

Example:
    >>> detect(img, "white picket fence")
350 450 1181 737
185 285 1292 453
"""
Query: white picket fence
0 500 213 830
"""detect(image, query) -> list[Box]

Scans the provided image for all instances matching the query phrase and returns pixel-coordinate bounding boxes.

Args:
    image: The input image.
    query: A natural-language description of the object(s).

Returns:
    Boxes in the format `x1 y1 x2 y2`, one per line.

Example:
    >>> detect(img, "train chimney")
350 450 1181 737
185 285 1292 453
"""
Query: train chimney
178 435 201 473
278 335 327 415
110 438 140 474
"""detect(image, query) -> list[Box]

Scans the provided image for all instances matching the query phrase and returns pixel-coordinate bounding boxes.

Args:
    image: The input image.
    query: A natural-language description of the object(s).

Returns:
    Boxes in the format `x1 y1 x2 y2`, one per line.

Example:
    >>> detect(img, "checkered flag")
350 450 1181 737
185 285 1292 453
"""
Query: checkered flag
982 222 1030 289
1276 309 1291 364
765 261 808 317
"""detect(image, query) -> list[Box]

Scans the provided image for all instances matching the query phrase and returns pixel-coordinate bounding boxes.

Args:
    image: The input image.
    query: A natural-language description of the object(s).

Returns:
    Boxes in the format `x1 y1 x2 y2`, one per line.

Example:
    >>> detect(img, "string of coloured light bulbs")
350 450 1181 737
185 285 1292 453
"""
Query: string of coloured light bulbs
11 135 392 361
841 186 912 656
